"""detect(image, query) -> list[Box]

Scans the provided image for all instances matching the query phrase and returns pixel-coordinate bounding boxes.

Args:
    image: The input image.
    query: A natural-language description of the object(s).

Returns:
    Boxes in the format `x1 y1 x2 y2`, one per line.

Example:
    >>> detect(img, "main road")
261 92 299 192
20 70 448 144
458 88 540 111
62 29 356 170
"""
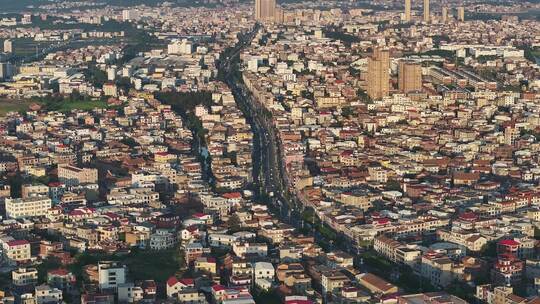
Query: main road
218 24 365 258
218 24 304 227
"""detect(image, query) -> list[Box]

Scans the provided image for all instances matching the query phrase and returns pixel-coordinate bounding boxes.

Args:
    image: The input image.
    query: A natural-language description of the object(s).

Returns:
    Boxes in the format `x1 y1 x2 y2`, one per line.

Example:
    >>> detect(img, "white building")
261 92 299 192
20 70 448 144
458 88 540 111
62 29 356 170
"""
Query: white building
253 262 274 283
232 242 267 258
167 39 193 55
149 229 177 250
98 261 126 291
35 285 63 304
117 283 144 303
208 233 238 247
122 9 138 21
3 39 13 53
5 197 52 219
107 66 117 81
12 268 38 286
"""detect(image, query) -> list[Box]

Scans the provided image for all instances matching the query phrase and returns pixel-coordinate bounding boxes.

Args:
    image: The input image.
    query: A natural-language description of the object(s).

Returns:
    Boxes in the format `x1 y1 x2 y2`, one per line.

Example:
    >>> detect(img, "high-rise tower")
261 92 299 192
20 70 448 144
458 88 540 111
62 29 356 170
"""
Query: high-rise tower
367 48 390 100
255 0 276 22
398 61 423 93
442 7 448 23
423 0 430 22
458 6 465 22
404 0 411 22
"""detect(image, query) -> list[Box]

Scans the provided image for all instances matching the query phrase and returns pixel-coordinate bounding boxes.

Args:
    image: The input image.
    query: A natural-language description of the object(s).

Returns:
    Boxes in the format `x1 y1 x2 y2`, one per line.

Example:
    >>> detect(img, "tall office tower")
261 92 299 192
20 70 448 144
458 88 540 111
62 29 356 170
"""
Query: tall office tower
458 6 465 22
255 0 276 22
423 0 430 22
3 40 12 53
404 0 411 22
442 7 448 23
398 61 423 93
367 48 390 100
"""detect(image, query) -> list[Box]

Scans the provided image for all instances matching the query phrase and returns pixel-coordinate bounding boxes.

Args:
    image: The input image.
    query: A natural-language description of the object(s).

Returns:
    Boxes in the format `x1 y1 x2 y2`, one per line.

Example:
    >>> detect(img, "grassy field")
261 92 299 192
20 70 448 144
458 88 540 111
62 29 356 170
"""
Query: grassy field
0 98 112 116
47 99 109 112
0 98 35 115
10 38 56 57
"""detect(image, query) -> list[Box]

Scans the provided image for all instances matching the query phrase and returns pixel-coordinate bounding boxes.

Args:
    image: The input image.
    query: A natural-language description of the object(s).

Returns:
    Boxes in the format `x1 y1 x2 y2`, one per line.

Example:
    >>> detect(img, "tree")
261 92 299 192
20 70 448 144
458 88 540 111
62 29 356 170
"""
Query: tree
227 214 241 231
385 180 401 191
37 257 62 283
357 89 372 103
116 77 132 93
480 241 497 258
84 65 107 89
341 106 354 118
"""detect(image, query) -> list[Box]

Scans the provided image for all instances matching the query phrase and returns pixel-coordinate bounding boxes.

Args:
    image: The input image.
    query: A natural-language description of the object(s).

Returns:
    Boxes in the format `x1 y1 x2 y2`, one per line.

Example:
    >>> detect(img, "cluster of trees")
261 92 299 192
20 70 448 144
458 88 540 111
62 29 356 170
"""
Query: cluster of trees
323 27 360 46
155 91 215 180
155 91 212 142
84 64 107 89
518 45 540 63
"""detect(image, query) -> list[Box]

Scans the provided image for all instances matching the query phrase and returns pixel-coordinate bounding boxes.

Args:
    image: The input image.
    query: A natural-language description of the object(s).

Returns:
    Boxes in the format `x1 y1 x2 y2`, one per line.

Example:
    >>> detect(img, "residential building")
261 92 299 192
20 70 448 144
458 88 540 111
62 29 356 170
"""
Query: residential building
5 196 52 219
367 48 390 100
98 261 126 291
58 164 98 186
398 61 422 93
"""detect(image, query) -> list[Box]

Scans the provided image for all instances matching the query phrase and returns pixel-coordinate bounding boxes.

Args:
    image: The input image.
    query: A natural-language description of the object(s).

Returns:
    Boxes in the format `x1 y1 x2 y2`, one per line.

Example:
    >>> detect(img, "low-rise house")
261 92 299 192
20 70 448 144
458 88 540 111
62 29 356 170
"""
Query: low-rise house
12 268 38 286
194 257 217 274
357 273 398 296
35 284 63 304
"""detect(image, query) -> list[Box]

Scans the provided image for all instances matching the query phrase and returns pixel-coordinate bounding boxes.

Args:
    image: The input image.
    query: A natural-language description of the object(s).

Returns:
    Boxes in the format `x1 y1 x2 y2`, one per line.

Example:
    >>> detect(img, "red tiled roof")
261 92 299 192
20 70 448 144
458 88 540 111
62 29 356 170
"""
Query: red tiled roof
49 268 70 276
222 192 241 199
7 240 29 247
179 278 194 286
499 239 520 246
166 277 178 287
212 284 225 292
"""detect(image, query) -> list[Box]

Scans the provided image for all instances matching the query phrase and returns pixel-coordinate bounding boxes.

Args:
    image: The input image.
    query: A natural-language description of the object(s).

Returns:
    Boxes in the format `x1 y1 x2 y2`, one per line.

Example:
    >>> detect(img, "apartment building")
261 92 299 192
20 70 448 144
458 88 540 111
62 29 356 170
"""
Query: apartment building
5 197 52 219
98 261 126 291
58 164 98 186
12 268 38 286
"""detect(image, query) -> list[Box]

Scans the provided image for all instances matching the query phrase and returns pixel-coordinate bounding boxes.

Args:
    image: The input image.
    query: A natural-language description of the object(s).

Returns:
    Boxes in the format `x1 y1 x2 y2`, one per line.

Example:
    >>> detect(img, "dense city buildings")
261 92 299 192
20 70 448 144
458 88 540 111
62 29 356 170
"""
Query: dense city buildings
0 0 538 303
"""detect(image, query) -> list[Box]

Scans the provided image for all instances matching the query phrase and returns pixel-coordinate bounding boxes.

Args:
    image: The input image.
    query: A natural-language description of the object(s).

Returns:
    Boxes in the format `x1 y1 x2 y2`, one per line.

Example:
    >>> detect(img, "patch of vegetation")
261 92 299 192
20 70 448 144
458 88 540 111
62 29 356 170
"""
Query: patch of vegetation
124 247 185 282
69 246 185 287
84 65 108 89
32 92 110 112
480 241 497 258
357 89 372 103
0 98 36 115
518 45 540 63
155 91 212 144
396 268 438 293
323 27 360 46
360 250 393 273
253 290 282 304
155 91 214 182
385 180 402 191
416 49 456 60
37 257 62 283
